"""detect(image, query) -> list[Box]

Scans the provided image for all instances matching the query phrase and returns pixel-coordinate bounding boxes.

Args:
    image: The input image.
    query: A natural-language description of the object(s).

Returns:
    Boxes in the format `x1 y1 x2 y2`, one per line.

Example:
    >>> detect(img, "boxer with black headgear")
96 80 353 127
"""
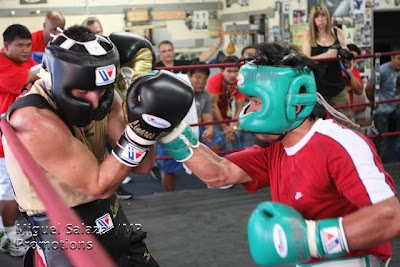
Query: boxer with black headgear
2 25 194 266
42 26 118 126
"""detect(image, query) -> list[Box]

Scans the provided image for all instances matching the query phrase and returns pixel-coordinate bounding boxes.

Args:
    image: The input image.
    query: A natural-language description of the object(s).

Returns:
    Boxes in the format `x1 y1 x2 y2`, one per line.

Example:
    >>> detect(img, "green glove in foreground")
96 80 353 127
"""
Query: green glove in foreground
247 202 349 267
160 122 199 162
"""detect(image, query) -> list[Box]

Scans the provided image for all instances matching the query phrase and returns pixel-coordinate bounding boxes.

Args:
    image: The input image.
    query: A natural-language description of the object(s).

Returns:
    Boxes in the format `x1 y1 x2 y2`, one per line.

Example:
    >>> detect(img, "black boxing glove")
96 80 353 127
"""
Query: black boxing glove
109 32 155 67
112 70 194 167
109 32 156 92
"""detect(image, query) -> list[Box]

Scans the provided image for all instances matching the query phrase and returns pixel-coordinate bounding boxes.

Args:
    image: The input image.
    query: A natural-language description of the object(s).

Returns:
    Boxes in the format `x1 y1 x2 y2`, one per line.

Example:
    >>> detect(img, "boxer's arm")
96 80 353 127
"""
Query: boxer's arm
247 196 400 266
107 91 125 146
343 196 400 249
185 143 252 187
9 107 133 198
160 123 252 187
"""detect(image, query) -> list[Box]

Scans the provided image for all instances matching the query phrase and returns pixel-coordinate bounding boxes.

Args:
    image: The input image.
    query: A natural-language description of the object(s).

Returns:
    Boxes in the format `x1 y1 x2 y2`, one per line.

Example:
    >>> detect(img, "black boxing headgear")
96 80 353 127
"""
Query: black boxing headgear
43 28 119 127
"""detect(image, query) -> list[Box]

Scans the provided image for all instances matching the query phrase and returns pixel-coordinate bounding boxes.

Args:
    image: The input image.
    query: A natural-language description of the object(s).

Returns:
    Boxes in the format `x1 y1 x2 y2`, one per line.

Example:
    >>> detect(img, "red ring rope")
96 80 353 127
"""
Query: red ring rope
155 50 400 70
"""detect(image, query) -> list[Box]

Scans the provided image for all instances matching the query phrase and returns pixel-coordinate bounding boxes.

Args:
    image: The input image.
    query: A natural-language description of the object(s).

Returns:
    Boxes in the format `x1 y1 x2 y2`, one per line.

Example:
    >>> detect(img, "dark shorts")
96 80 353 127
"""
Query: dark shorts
26 195 159 267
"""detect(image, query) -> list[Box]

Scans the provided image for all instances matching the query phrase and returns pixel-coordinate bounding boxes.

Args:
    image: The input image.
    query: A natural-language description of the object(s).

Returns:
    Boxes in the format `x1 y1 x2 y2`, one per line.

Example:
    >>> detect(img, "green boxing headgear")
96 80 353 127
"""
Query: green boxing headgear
238 63 317 134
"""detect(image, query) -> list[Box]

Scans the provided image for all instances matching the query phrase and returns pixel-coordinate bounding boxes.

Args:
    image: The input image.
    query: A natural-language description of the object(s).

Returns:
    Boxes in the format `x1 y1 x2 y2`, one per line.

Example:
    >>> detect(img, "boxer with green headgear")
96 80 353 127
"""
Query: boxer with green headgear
160 42 399 267
237 64 317 134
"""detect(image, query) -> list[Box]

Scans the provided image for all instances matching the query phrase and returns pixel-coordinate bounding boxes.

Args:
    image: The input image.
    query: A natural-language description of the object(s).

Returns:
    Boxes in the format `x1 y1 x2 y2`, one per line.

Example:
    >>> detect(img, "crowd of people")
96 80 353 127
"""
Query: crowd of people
0 3 399 267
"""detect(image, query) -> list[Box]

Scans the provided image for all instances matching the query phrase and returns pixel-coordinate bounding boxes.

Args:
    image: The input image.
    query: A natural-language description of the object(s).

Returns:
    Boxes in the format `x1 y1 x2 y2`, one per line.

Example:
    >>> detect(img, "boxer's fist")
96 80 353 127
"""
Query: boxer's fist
247 202 349 267
112 71 194 167
248 202 310 266
109 32 155 69
109 32 155 91
160 121 199 162
125 71 194 141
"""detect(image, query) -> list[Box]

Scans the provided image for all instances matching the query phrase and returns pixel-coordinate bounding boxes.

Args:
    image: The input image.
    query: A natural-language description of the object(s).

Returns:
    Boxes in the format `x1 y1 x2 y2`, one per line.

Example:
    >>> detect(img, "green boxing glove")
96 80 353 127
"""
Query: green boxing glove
160 121 199 162
247 202 349 267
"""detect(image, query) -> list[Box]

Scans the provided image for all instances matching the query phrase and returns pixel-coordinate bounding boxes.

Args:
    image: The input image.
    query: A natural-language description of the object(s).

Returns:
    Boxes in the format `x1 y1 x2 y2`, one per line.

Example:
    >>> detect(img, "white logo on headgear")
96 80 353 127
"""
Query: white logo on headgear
273 224 288 258
142 114 171 129
95 65 116 86
237 73 244 85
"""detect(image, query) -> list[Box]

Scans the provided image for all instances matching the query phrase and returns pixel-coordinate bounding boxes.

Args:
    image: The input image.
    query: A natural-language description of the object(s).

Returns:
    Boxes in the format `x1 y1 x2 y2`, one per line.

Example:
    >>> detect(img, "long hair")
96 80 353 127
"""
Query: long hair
308 4 336 47
254 43 317 71
254 42 322 120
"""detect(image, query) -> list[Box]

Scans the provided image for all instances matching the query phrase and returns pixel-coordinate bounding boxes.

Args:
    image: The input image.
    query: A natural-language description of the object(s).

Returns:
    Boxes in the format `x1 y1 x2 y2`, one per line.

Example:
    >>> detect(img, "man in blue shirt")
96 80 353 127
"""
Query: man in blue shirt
365 46 400 161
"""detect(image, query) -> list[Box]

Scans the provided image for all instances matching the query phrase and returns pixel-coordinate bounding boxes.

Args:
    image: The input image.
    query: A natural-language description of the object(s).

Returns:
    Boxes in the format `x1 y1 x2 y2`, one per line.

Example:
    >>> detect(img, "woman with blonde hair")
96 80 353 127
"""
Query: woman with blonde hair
302 4 355 122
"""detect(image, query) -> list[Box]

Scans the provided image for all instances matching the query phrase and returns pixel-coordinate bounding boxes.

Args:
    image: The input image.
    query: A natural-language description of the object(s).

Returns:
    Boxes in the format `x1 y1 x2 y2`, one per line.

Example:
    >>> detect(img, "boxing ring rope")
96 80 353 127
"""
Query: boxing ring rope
184 97 400 133
334 98 400 110
314 50 400 62
156 62 242 71
155 51 400 69
0 119 116 267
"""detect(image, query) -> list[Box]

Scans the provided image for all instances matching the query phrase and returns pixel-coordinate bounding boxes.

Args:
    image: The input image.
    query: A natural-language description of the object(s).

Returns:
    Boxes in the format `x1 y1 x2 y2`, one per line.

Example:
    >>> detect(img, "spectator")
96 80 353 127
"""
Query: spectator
31 11 65 63
0 24 39 257
302 4 352 120
241 45 257 60
365 45 400 161
207 56 245 150
345 43 364 122
82 17 103 35
156 38 223 73
189 62 223 151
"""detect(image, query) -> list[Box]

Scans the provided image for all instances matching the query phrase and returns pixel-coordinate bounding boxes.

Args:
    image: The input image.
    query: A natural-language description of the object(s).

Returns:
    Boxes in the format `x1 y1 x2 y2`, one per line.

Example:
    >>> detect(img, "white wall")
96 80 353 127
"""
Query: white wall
0 0 280 52
0 0 216 9
0 0 218 44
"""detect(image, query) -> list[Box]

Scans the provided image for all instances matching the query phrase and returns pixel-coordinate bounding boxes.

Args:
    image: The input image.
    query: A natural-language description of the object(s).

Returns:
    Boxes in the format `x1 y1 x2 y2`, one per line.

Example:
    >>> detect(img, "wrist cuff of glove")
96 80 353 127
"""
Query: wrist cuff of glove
112 128 150 167
160 121 199 162
306 217 349 259
160 122 188 144
125 126 156 147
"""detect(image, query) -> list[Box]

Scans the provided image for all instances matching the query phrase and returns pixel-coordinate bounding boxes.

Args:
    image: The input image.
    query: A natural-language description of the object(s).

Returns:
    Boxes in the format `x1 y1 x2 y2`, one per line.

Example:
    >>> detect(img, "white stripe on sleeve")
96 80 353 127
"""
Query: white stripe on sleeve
317 121 395 204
